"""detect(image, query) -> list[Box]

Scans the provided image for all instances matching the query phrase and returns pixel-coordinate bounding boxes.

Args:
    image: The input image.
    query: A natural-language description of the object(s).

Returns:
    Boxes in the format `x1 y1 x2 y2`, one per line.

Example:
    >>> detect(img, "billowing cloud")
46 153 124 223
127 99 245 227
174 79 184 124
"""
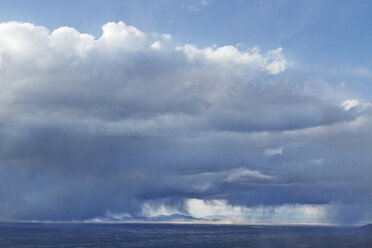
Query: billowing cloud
0 21 371 225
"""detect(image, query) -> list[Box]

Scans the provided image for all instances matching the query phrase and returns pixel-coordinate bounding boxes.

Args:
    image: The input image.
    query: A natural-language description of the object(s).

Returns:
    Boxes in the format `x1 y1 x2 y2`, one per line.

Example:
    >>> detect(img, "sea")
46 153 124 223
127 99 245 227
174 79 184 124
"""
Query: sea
0 222 371 247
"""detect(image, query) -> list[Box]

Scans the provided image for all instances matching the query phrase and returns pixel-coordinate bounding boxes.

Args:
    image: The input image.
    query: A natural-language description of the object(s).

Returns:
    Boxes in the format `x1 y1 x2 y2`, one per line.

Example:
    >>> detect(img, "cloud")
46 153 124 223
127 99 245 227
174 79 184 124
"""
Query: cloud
342 99 360 111
200 0 209 6
183 199 327 224
141 202 182 218
180 45 287 75
0 21 370 224
224 168 273 183
264 146 283 156
188 0 210 12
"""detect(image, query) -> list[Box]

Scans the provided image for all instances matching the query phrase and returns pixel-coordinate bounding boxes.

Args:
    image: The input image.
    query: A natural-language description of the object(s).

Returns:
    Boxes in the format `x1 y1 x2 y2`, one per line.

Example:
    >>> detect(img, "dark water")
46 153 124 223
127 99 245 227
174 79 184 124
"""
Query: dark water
0 222 372 248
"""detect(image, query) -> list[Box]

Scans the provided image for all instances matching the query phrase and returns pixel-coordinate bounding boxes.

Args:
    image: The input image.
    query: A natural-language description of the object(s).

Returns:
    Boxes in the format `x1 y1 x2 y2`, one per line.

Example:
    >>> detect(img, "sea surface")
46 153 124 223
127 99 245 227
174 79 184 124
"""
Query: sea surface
0 222 371 247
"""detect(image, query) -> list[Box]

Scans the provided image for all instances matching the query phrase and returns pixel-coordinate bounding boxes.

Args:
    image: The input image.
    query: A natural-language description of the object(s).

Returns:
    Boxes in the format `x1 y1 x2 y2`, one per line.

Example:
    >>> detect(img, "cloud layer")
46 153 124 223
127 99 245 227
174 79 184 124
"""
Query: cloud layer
0 21 371 224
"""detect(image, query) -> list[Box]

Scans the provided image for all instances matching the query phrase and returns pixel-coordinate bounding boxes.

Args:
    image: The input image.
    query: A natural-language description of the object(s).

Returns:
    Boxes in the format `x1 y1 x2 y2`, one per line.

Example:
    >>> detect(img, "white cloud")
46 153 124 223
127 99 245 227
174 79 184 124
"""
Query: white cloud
50 26 95 57
0 21 298 135
141 202 182 217
104 210 132 220
342 99 360 111
264 146 283 156
188 0 209 12
150 41 162 49
224 168 273 183
98 21 146 50
93 199 330 224
184 199 327 224
265 47 288 74
180 44 287 74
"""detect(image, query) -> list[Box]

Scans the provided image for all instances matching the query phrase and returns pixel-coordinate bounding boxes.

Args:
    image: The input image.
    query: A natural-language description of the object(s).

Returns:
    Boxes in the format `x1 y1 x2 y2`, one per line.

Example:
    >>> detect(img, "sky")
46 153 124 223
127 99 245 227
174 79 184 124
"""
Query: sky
0 0 372 225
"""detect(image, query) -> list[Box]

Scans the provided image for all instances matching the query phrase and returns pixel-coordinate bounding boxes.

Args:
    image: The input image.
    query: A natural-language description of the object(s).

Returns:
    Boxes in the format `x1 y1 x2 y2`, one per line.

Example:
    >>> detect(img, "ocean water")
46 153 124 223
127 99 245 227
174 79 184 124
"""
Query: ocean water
0 222 371 248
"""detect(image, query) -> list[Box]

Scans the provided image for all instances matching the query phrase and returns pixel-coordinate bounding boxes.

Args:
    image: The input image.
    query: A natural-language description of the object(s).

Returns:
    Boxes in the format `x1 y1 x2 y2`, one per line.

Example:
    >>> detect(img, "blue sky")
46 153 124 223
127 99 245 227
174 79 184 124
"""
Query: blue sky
0 0 372 224
1 0 372 65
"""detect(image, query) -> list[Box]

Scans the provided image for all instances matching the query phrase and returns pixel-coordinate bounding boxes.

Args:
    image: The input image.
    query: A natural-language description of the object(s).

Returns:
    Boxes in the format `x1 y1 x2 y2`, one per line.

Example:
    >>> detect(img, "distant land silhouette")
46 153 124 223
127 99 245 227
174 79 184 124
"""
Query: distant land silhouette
361 224 372 229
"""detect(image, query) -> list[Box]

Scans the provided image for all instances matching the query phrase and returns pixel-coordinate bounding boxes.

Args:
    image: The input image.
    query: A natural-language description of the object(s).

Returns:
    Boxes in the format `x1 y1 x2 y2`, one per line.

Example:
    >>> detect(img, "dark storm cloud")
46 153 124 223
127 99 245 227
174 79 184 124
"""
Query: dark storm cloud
0 21 371 224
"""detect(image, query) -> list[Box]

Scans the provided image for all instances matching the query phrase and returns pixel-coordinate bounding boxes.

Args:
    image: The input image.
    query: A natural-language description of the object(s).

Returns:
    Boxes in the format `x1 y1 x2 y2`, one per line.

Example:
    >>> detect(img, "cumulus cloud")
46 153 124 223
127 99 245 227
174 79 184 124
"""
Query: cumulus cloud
180 45 287 75
0 21 370 224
